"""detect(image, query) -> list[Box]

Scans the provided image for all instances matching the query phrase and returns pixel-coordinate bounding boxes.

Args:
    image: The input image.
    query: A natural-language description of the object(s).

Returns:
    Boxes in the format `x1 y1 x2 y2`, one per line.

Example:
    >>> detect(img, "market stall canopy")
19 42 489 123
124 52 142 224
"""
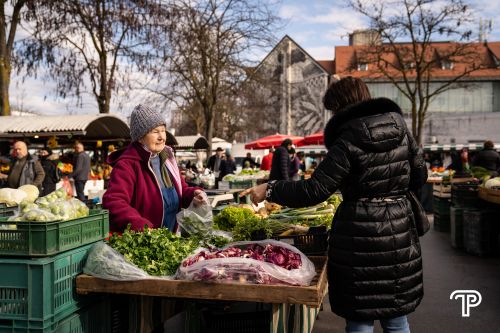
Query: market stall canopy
173 135 209 150
302 131 324 146
245 134 304 149
212 137 232 151
0 114 130 140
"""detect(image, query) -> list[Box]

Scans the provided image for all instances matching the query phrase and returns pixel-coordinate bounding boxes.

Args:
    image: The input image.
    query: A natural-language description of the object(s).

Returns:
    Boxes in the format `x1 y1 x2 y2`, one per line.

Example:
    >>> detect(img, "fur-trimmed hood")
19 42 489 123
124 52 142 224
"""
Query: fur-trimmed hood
324 97 407 152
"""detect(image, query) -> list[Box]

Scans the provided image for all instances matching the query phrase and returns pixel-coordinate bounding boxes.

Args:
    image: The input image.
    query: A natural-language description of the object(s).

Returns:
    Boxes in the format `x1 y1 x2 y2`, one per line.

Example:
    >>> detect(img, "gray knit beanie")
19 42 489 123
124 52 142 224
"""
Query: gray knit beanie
129 104 167 142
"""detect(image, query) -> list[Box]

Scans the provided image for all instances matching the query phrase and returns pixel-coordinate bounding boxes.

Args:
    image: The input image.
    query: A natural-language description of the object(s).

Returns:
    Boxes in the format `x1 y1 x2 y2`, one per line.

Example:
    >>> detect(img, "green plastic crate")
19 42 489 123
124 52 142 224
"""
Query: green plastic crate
229 179 257 190
0 243 100 329
0 298 109 333
0 210 109 257
0 204 17 218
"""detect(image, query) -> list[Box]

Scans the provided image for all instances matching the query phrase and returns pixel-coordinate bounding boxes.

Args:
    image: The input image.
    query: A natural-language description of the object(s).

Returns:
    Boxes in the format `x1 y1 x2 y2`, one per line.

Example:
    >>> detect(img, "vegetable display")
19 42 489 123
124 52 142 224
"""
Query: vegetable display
108 226 198 276
177 240 316 286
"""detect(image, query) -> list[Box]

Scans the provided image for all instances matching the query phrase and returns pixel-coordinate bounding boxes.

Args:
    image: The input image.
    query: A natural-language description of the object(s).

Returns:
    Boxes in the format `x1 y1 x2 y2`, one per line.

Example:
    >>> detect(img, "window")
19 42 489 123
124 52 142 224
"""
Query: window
357 63 368 71
441 60 454 70
403 62 415 70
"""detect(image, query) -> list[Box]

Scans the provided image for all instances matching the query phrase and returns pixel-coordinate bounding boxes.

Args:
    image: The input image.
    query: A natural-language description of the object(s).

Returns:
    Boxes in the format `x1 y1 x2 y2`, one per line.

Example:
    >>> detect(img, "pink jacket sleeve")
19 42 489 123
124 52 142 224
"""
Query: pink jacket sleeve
102 161 153 231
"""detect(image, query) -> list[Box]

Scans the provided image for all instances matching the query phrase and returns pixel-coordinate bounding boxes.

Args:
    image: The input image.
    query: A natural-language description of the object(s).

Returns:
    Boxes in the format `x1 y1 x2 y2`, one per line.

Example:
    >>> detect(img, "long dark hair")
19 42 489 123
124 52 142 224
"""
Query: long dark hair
323 76 371 113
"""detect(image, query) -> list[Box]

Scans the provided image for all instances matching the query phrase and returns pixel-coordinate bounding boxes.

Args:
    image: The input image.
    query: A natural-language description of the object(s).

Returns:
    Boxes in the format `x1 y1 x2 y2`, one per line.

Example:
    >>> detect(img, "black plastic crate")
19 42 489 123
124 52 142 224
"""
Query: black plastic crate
0 203 17 217
450 206 464 249
433 213 450 232
451 183 480 208
433 196 451 216
203 310 270 333
273 227 328 255
463 210 499 256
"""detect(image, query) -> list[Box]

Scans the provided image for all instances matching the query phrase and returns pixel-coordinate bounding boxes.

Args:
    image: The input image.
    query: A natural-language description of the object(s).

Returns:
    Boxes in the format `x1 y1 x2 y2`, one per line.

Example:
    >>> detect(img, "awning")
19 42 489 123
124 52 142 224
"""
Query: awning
173 135 209 150
301 131 324 146
423 143 500 152
245 134 304 149
0 114 130 140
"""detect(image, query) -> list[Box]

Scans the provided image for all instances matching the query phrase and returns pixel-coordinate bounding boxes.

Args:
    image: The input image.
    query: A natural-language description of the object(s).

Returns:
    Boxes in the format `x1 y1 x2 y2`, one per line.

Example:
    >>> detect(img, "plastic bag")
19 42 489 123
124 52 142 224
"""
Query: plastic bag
176 239 316 286
0 188 27 206
10 208 59 222
83 242 161 281
176 192 213 236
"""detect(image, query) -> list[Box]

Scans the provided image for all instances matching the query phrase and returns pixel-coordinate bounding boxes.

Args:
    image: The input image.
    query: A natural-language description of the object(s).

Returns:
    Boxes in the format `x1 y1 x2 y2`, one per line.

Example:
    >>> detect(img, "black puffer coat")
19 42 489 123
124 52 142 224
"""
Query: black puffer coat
269 146 290 181
267 98 427 320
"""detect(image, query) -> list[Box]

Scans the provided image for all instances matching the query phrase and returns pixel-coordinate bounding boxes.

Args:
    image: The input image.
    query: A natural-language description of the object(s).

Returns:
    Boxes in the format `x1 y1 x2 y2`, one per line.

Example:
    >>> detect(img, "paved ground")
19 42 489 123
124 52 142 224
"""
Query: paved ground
312 215 500 333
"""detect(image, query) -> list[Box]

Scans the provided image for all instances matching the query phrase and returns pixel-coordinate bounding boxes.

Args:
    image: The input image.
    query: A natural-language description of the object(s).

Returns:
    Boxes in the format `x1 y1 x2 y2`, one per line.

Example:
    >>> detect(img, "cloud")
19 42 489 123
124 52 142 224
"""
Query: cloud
279 4 306 20
303 46 335 60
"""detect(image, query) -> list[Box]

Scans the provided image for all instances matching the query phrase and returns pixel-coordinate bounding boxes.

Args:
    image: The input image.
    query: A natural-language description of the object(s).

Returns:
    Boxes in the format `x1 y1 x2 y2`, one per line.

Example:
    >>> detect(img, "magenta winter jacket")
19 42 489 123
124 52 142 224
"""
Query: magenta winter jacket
103 142 200 232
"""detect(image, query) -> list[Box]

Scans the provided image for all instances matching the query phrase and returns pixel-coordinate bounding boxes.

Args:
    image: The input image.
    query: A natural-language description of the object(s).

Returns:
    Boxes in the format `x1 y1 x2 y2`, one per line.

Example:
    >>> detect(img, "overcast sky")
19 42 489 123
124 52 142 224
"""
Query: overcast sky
10 0 500 116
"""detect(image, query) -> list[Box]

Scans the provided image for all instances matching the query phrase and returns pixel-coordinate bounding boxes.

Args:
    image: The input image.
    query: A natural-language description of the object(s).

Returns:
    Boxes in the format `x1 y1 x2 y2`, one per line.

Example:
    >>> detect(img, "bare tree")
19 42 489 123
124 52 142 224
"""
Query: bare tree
348 0 483 144
151 0 281 152
18 0 167 114
0 0 28 116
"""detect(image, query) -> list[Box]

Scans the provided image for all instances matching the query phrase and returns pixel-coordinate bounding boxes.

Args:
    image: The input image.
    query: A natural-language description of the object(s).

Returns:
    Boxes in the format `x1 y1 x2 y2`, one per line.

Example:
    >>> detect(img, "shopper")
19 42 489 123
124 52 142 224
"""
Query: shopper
260 147 274 171
72 142 91 201
38 148 61 196
288 148 301 181
3 141 45 190
207 147 224 178
241 77 427 333
242 152 258 169
472 140 500 176
103 104 205 233
219 153 237 180
269 139 293 181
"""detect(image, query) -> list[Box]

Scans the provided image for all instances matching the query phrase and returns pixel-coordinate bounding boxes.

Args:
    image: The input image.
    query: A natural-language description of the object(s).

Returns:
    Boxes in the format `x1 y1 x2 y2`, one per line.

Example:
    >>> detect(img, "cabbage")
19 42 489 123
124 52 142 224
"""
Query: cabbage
18 185 39 203
0 188 27 206
485 177 500 189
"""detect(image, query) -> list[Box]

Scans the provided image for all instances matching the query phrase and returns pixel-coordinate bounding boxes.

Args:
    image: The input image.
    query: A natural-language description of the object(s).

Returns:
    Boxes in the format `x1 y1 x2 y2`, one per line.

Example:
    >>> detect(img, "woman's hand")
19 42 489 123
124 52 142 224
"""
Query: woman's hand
192 189 207 206
239 183 267 205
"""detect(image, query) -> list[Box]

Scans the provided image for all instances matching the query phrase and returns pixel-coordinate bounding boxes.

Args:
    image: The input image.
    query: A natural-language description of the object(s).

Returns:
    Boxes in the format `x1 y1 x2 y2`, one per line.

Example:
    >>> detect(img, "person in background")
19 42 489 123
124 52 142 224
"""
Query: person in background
242 152 259 169
297 151 306 173
219 153 236 180
38 148 61 196
288 148 301 181
260 147 274 171
2 141 45 190
472 140 500 176
207 147 224 178
269 139 293 181
72 142 91 201
241 77 426 333
103 104 205 233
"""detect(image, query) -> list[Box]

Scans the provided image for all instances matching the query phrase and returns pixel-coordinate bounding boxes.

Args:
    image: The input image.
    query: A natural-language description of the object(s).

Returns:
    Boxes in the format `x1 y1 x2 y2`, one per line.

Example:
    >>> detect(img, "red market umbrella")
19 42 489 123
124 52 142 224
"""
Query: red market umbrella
244 133 304 149
301 131 324 146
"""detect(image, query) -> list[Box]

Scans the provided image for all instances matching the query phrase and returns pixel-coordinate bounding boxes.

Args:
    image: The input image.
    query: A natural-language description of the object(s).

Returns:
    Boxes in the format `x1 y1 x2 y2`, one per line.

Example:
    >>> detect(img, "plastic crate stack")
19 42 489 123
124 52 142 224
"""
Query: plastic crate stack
432 183 451 232
449 182 479 249
462 209 499 256
0 209 110 333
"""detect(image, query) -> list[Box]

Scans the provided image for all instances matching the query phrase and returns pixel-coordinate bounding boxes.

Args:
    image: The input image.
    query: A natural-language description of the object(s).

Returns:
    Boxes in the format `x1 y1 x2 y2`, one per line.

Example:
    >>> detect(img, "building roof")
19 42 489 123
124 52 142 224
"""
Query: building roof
173 135 209 150
0 114 130 139
334 41 500 80
317 60 335 74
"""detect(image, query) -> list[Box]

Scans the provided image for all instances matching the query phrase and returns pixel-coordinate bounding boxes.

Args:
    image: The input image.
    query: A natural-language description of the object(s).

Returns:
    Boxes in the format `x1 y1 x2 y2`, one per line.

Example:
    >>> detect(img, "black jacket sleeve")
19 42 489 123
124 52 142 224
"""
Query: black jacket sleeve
269 140 351 208
278 148 290 181
407 133 428 191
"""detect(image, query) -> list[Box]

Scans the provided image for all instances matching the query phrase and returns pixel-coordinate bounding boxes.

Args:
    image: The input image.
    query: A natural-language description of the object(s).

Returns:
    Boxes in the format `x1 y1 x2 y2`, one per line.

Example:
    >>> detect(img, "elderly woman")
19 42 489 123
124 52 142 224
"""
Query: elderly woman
103 104 204 233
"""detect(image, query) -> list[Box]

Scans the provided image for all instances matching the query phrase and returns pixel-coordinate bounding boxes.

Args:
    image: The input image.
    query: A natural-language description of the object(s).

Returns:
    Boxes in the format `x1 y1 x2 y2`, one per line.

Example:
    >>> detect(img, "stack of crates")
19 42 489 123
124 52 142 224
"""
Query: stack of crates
432 183 451 232
462 210 499 256
450 181 480 251
0 209 110 332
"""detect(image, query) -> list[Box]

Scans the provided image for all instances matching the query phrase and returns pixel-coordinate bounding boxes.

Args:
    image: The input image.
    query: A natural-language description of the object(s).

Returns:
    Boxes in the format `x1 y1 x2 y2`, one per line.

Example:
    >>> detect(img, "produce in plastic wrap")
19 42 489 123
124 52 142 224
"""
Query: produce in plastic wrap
0 188 27 206
83 242 155 281
9 208 58 222
18 185 39 202
177 239 316 286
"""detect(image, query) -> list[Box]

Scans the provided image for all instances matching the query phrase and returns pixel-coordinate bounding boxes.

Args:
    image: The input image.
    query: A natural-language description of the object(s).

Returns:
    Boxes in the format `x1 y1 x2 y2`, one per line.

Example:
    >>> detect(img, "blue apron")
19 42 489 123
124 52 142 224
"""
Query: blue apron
150 155 179 232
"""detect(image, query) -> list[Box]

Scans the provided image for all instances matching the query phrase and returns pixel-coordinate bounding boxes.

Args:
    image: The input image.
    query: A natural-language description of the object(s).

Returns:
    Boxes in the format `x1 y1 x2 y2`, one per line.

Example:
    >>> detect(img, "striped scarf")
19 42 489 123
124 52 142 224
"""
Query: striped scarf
158 150 173 188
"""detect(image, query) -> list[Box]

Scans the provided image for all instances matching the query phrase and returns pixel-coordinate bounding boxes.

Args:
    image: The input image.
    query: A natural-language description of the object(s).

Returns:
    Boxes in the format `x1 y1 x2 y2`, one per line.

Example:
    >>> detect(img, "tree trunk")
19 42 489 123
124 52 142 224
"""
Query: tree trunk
204 107 215 156
0 61 10 116
410 102 417 141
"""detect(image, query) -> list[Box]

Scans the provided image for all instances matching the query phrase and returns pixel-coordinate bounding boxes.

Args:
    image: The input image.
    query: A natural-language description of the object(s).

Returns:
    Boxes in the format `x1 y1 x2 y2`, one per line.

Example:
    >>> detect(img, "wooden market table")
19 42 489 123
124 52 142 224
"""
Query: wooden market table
77 256 328 333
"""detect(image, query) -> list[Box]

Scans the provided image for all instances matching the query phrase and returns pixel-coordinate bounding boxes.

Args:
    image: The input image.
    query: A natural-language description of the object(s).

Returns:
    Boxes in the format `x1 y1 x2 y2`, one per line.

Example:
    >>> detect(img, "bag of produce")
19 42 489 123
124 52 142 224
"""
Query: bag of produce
176 239 316 286
9 208 58 222
176 192 213 236
0 188 27 206
83 242 155 281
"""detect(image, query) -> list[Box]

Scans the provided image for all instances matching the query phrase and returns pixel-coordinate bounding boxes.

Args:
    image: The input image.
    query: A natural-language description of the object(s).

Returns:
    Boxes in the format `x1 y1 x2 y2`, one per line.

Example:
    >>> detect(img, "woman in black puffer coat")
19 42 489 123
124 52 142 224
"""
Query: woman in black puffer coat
241 77 427 333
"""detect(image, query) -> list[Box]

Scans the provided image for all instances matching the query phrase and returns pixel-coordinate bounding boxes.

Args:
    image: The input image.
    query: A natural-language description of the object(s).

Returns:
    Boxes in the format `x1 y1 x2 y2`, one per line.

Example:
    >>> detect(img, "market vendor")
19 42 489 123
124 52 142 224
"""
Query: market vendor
103 104 205 233
241 77 427 333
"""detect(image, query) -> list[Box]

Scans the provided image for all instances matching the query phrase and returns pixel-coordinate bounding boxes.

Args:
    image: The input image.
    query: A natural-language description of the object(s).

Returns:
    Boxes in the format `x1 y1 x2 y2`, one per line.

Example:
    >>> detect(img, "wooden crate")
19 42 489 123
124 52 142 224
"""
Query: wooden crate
433 183 451 198
76 257 328 308
478 187 500 205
